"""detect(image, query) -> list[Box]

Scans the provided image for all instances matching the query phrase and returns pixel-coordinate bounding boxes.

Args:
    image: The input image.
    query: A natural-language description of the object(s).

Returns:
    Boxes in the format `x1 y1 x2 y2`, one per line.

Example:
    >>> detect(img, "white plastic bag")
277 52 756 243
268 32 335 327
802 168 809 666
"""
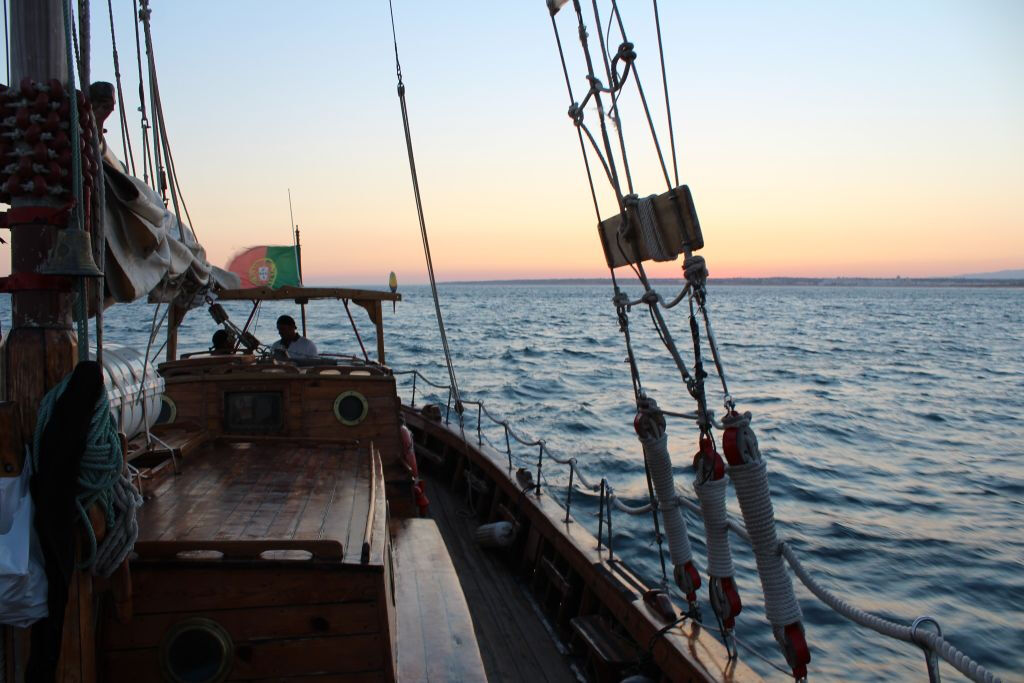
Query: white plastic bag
0 458 49 627
0 461 31 572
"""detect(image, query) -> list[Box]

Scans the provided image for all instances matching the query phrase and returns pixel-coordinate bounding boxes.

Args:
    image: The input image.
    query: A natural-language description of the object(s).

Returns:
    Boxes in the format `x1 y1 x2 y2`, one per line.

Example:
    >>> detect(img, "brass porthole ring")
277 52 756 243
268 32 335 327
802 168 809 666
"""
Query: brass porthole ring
333 390 369 426
158 617 234 683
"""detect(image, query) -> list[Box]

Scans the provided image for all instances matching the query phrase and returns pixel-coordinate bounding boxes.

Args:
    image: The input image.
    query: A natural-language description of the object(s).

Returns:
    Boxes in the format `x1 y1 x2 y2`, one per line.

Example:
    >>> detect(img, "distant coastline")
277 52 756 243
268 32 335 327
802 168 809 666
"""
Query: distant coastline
440 277 1024 288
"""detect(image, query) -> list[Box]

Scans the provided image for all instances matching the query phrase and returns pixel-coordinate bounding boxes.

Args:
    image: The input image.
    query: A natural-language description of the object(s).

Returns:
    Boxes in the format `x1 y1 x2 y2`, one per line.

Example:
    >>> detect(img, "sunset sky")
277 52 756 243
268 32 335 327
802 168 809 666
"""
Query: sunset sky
2 1 1022 284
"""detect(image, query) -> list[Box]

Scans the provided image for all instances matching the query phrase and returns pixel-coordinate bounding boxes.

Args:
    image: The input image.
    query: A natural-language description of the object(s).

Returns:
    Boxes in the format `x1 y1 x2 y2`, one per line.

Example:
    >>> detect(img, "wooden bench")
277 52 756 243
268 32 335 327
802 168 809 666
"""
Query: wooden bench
570 614 640 683
392 518 487 682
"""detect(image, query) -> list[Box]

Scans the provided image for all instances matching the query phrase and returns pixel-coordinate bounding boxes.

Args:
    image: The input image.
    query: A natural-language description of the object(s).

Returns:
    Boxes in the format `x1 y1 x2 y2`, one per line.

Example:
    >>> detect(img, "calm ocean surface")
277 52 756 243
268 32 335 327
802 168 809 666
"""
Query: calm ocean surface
2 284 1022 681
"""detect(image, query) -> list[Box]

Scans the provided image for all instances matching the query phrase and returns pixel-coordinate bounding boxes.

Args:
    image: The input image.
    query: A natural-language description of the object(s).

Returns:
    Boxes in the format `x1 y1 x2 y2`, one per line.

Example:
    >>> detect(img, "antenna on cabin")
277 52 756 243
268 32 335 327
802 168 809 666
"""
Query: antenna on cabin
288 188 307 336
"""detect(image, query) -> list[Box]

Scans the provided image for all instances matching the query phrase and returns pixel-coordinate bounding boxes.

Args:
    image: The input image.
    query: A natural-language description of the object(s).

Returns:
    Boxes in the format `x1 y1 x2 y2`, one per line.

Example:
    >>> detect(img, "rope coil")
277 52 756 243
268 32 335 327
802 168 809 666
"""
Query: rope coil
694 476 734 579
33 372 142 575
729 459 802 627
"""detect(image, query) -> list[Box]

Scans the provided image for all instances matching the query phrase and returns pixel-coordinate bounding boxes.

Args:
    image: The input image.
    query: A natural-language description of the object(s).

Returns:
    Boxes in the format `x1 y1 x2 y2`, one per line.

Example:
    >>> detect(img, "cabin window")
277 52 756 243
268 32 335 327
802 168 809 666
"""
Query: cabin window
333 390 369 426
224 391 284 433
156 395 177 425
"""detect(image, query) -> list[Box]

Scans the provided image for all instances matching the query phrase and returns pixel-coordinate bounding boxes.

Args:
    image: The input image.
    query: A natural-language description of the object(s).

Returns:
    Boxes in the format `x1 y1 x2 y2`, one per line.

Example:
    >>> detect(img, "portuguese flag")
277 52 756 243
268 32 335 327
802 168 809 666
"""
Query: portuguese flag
226 246 301 289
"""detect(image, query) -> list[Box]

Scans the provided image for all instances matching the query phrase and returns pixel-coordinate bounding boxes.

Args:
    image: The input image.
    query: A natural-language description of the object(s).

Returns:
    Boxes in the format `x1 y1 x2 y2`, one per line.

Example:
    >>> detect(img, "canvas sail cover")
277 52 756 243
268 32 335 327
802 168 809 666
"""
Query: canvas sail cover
100 149 239 309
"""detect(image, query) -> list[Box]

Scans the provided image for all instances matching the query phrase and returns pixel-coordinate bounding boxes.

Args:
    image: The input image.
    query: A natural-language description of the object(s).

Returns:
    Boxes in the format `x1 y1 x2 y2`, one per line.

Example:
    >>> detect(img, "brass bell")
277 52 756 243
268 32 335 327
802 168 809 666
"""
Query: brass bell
39 227 104 277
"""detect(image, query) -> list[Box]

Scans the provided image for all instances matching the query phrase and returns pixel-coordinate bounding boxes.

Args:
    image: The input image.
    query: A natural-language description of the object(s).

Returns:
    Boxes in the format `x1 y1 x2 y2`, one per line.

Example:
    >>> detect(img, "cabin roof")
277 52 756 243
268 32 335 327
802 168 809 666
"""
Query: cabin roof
216 285 401 303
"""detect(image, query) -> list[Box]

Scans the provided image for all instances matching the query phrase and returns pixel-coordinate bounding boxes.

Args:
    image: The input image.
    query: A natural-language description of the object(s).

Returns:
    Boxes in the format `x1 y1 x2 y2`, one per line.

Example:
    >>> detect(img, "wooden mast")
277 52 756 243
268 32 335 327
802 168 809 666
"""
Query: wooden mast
4 0 77 439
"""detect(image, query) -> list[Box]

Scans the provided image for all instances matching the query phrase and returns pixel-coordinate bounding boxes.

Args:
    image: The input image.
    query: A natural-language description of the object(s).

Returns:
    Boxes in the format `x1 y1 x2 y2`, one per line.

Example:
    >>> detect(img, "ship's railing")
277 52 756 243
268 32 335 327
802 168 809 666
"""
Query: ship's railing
391 368 1004 683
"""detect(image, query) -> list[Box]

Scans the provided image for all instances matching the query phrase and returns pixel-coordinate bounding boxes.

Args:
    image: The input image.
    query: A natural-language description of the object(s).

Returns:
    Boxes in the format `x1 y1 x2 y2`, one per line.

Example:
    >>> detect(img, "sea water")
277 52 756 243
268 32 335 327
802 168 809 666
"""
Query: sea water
2 284 1022 681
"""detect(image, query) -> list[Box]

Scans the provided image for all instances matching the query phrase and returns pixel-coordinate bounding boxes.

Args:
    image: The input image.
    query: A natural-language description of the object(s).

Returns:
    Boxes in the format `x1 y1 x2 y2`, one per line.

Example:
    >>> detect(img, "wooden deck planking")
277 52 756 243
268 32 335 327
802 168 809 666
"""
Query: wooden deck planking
392 518 487 682
423 472 578 683
135 442 374 555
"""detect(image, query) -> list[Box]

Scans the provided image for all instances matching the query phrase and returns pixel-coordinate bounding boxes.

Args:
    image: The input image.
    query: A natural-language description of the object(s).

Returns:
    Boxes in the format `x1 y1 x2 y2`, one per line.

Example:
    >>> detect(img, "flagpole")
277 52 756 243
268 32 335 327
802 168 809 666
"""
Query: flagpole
288 189 307 336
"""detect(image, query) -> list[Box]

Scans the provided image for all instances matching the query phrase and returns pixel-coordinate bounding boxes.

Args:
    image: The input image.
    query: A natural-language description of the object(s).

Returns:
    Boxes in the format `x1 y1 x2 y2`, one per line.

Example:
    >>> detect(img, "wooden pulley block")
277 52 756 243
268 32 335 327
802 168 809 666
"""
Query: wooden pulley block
597 184 704 268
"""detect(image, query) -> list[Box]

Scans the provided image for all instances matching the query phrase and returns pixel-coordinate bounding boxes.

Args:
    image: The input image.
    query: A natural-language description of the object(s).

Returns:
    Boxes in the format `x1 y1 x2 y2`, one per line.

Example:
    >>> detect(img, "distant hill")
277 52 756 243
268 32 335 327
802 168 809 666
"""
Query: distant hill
439 276 1024 288
958 269 1024 279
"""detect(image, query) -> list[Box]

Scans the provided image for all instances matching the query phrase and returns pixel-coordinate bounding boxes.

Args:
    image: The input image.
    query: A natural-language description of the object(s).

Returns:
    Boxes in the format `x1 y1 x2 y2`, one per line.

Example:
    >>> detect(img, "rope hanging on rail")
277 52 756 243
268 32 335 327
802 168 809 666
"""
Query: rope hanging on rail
33 366 142 576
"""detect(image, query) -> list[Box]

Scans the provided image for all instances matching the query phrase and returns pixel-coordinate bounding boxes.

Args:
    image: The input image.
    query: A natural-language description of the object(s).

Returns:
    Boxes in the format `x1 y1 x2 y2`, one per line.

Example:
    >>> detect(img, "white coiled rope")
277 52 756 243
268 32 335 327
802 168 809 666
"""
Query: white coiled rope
694 476 735 578
641 431 696 572
729 459 803 628
635 194 672 261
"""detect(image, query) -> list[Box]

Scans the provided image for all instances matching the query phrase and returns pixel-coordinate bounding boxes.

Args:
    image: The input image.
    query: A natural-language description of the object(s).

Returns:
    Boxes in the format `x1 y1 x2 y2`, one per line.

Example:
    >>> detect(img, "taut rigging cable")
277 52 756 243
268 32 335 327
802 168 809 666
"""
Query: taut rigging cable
386 0 463 423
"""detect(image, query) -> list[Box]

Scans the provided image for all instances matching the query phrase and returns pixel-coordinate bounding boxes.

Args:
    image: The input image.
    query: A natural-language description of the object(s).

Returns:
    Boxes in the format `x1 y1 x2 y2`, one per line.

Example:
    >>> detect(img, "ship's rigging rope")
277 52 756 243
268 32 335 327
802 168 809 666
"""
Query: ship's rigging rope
386 0 464 425
106 0 136 174
137 0 194 240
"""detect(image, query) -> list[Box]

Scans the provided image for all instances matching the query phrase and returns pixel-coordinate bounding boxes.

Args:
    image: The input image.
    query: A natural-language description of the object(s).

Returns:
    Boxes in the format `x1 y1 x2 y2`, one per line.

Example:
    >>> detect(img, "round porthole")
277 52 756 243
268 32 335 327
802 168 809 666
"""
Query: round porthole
159 617 233 683
333 390 369 426
156 395 177 425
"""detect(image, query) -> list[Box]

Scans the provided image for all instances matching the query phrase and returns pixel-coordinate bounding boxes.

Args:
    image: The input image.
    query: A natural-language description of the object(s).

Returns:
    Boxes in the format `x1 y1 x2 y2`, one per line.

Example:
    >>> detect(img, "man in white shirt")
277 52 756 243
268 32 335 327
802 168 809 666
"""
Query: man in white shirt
270 315 318 361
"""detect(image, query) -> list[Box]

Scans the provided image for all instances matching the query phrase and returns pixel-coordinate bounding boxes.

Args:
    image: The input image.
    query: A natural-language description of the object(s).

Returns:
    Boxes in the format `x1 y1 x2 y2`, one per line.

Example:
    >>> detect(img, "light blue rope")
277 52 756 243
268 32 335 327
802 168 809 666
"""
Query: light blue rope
33 374 124 571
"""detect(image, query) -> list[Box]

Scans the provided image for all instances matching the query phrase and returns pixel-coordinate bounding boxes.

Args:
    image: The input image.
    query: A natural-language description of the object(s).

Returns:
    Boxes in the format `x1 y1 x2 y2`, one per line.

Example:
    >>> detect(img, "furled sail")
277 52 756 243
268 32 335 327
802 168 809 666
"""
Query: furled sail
100 147 238 308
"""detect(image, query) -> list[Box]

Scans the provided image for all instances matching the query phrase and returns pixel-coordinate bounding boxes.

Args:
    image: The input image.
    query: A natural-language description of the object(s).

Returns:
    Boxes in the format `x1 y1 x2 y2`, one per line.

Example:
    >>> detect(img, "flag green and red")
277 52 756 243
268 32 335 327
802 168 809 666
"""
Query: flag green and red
225 246 301 289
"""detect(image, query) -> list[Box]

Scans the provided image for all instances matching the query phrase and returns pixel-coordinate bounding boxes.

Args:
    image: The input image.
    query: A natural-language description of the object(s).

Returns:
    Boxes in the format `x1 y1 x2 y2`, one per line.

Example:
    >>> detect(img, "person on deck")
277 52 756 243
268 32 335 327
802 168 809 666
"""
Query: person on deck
88 81 126 172
271 315 318 360
210 329 235 354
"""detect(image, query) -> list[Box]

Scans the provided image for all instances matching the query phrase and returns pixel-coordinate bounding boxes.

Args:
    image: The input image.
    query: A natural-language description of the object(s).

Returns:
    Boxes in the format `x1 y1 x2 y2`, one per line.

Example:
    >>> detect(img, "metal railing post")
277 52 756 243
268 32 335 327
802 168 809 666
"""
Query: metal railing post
411 372 417 406
607 493 614 561
564 463 575 523
504 424 512 471
597 479 606 550
536 442 544 496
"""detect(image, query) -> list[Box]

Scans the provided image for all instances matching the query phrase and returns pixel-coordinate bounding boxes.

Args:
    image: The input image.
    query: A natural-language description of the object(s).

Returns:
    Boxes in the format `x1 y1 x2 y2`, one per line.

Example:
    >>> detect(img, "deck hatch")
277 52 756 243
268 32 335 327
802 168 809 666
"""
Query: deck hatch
223 391 284 433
